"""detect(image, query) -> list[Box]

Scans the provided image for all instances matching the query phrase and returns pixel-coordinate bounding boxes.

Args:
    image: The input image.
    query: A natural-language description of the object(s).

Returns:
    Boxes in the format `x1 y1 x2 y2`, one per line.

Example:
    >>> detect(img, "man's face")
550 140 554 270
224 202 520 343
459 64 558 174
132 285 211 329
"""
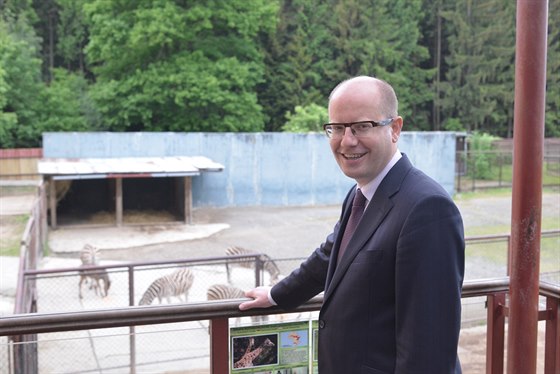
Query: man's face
327 82 402 186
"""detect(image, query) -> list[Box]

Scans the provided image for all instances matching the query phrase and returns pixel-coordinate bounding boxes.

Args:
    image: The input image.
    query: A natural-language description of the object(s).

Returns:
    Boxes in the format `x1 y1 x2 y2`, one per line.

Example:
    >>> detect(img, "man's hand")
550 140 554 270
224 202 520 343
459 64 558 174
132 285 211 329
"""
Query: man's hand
239 286 273 310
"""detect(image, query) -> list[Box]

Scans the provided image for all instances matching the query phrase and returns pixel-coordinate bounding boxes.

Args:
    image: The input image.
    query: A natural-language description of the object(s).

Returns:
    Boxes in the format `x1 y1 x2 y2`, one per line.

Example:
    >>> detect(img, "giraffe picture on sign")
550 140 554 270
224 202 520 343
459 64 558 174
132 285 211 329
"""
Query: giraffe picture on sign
232 334 278 369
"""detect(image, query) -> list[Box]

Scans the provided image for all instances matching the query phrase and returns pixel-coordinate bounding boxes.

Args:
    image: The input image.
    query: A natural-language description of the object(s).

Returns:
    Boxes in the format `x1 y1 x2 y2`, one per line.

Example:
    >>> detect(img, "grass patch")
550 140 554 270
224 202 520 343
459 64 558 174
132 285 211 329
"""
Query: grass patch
0 185 37 196
0 215 29 256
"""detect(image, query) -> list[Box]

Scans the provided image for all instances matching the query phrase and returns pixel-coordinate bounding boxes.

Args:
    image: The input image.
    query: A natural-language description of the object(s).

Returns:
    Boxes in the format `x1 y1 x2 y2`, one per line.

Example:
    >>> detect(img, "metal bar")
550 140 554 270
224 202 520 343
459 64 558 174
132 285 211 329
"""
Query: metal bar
1 278 514 337
23 253 267 275
461 278 510 298
544 296 559 374
508 0 548 373
128 265 136 373
487 292 506 374
0 297 324 336
210 318 229 374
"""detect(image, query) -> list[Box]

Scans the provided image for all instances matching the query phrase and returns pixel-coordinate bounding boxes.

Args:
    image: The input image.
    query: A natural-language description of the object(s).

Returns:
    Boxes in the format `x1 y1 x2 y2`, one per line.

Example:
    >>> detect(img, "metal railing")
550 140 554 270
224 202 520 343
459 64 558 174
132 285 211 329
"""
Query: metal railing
455 150 559 192
1 278 559 374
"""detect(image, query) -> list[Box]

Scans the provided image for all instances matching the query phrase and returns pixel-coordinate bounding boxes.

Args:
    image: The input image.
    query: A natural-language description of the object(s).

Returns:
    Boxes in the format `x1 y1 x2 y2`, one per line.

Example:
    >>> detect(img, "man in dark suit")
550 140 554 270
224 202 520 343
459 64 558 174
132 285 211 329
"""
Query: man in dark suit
240 76 465 373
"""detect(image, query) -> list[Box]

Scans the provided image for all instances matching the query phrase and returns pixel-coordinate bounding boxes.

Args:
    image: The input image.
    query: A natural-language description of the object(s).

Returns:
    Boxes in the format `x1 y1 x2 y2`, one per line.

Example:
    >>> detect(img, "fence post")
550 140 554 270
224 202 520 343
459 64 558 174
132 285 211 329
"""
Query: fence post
486 292 506 374
210 318 229 374
129 266 136 373
544 296 559 374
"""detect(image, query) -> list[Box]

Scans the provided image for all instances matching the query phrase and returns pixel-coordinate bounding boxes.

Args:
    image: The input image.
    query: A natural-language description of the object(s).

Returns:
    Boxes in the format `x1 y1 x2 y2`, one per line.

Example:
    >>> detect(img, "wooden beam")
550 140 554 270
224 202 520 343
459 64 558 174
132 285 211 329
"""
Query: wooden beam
48 177 57 229
184 176 192 224
116 178 123 227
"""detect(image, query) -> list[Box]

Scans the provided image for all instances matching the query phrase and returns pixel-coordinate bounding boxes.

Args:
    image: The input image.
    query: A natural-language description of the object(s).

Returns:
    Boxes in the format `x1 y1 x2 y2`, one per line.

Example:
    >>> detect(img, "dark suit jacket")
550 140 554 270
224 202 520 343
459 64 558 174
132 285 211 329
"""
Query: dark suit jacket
271 154 465 374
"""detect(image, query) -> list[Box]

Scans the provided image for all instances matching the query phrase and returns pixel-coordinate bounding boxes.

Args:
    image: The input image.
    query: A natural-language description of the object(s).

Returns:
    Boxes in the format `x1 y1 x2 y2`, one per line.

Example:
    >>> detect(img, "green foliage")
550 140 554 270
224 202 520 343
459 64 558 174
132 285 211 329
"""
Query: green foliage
56 0 88 72
546 0 560 137
469 132 497 151
1 0 559 146
40 68 99 132
282 103 328 133
83 0 277 132
0 16 45 147
467 132 499 180
440 0 516 137
443 118 465 132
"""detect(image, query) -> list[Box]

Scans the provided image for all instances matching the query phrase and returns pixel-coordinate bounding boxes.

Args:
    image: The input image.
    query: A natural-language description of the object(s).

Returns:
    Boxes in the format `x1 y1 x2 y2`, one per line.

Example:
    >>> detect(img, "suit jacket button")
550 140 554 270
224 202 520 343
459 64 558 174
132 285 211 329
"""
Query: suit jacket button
319 320 325 329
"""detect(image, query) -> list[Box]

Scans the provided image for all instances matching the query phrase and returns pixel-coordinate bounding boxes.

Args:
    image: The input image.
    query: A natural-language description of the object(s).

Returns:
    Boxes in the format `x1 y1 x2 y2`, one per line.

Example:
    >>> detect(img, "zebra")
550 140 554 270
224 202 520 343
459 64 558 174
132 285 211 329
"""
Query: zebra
207 283 246 301
78 268 111 299
139 267 194 305
225 246 282 285
78 244 111 299
80 243 100 265
207 284 266 325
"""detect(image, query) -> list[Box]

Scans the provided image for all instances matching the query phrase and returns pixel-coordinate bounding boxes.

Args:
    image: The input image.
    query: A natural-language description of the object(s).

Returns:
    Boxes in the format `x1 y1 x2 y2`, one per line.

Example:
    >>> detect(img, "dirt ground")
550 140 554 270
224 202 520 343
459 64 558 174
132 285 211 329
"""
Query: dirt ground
1 187 558 373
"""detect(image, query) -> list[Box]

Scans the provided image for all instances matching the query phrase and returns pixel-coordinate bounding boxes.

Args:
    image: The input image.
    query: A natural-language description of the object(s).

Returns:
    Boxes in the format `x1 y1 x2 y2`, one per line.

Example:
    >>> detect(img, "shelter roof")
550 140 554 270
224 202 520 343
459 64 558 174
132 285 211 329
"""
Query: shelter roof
38 156 224 180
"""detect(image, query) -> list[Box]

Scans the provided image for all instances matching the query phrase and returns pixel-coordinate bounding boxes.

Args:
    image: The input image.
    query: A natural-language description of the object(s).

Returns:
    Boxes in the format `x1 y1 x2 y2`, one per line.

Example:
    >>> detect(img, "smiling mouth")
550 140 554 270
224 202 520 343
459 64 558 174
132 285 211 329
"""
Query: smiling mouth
342 153 366 160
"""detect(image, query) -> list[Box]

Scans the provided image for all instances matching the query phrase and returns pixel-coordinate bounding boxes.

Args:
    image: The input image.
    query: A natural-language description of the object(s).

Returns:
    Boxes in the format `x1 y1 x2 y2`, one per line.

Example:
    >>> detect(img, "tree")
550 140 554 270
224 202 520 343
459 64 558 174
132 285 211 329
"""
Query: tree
39 68 99 133
440 0 515 136
83 0 278 132
56 0 88 74
546 0 560 137
257 0 332 131
0 13 45 147
282 103 328 133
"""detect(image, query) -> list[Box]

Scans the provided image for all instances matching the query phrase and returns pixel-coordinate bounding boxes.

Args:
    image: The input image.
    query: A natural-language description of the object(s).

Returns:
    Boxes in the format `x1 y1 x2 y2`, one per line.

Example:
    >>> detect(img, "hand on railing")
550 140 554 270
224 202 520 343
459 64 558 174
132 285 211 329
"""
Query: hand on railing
239 286 273 311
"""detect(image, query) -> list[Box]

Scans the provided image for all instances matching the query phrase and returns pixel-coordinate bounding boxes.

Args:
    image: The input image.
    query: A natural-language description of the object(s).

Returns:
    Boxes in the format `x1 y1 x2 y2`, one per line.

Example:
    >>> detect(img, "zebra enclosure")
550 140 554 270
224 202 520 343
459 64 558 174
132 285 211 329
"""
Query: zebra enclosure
9 251 306 374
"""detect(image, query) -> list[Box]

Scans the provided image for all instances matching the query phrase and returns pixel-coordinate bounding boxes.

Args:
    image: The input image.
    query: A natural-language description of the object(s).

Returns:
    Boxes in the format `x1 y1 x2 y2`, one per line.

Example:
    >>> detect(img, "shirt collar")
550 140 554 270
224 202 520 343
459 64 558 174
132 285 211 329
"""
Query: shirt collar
358 150 402 204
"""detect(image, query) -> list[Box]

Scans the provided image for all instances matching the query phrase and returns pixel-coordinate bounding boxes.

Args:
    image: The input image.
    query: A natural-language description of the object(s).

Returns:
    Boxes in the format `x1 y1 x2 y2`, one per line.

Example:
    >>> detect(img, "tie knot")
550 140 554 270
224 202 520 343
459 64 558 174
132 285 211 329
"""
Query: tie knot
353 189 367 208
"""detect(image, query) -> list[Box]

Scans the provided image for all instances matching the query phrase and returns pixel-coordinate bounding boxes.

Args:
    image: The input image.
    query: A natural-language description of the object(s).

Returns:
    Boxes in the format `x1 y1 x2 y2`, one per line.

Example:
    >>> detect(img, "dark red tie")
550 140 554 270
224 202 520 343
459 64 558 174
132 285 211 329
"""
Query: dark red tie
338 188 367 263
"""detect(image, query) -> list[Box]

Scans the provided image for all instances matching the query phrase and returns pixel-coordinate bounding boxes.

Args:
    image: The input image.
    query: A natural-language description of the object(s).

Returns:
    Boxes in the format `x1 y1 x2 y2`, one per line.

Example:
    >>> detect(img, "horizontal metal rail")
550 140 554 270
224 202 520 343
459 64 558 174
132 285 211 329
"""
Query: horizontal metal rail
465 229 559 244
0 296 323 336
0 278 514 336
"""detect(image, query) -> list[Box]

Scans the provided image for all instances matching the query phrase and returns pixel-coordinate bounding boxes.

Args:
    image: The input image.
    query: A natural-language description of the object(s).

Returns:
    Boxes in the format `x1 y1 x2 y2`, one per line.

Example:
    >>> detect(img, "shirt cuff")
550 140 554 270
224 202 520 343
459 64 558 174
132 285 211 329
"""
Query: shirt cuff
267 288 277 306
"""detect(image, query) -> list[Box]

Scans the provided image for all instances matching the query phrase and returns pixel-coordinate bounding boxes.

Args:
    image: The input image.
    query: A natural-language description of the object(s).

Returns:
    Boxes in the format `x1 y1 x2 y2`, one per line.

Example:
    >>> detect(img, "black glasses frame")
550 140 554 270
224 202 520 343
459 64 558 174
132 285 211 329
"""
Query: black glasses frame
322 118 394 138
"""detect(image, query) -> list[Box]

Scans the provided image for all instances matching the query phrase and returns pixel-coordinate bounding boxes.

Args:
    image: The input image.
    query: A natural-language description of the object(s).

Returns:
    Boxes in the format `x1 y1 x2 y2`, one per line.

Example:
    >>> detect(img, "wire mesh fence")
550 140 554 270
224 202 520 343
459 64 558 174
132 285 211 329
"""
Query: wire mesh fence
4 231 558 373
455 150 559 192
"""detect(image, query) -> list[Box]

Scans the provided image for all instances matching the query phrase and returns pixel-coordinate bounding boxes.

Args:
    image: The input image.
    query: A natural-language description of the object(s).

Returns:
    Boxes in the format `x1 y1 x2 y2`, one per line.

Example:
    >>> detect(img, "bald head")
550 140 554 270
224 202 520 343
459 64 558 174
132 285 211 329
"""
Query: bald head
329 76 399 118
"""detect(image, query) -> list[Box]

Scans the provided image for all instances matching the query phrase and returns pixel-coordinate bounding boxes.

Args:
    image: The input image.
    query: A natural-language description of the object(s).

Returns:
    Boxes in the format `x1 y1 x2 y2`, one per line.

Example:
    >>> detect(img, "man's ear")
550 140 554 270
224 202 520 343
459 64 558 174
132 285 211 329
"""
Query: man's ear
391 116 403 143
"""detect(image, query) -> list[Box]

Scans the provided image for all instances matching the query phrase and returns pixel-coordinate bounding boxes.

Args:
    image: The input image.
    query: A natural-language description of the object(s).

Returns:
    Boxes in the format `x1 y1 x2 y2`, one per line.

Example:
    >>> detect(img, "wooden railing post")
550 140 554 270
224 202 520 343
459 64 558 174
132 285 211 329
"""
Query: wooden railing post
544 296 559 374
487 292 506 374
210 318 229 374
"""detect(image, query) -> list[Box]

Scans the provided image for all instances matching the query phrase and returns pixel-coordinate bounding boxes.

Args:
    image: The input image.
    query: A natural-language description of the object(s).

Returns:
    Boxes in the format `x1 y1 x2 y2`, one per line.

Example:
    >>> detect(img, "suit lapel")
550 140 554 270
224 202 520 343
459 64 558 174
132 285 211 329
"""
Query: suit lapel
323 154 413 304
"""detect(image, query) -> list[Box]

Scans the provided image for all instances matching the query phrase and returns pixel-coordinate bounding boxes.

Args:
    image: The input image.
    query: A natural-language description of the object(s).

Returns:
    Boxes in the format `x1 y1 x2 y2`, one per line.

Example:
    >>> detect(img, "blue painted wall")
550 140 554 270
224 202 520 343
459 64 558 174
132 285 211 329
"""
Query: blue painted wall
42 132 458 207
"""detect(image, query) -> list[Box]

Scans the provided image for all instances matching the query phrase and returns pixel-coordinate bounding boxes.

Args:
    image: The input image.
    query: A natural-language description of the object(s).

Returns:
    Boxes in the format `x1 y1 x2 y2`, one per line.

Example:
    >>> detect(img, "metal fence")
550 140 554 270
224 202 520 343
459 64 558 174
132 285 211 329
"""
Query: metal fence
3 230 558 373
455 150 560 192
1 279 559 374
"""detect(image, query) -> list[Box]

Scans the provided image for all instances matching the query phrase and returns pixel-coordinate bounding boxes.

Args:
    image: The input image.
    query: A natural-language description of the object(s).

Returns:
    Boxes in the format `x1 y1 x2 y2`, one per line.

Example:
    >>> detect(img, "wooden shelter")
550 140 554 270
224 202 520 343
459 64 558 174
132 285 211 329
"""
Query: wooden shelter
38 156 223 228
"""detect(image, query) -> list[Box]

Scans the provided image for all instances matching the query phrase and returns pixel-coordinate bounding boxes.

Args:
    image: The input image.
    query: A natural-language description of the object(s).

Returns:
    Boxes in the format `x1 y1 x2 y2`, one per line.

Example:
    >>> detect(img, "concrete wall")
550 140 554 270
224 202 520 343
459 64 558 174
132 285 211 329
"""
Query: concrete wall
42 132 458 207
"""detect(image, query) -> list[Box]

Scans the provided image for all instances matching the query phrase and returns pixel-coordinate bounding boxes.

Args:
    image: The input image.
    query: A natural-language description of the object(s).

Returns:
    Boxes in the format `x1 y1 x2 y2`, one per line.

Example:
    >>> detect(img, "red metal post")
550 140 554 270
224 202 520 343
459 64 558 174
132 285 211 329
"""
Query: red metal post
210 318 229 374
486 292 506 374
507 0 548 373
544 297 559 374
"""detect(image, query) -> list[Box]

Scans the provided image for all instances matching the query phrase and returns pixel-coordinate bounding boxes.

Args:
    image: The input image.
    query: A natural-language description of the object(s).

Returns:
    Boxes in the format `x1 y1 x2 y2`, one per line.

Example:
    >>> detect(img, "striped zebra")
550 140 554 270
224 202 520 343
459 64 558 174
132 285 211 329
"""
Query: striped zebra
80 244 100 265
78 244 111 299
206 284 264 325
139 267 194 305
207 283 246 301
225 246 281 285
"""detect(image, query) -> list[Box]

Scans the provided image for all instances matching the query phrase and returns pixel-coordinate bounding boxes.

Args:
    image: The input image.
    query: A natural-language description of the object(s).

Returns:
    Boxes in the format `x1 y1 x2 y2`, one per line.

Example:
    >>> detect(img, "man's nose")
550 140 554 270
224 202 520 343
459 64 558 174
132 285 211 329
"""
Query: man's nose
340 127 358 145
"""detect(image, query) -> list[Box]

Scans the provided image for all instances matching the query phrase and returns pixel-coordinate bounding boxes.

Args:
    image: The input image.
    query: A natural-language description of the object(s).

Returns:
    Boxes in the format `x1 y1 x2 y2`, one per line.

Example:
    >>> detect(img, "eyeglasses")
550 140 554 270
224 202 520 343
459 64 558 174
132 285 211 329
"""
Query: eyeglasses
323 119 394 139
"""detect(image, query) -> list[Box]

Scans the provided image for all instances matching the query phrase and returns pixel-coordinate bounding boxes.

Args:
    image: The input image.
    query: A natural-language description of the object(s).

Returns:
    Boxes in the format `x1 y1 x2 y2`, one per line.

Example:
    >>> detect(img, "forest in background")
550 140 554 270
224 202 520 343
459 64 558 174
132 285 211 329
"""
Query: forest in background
0 0 558 148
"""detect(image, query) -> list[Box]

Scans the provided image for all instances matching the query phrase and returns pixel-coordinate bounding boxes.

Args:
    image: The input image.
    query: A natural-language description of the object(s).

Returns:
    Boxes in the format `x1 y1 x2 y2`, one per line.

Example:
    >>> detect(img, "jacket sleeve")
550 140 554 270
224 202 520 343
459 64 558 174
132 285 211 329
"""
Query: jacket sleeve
395 193 465 373
270 230 336 310
270 186 354 310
